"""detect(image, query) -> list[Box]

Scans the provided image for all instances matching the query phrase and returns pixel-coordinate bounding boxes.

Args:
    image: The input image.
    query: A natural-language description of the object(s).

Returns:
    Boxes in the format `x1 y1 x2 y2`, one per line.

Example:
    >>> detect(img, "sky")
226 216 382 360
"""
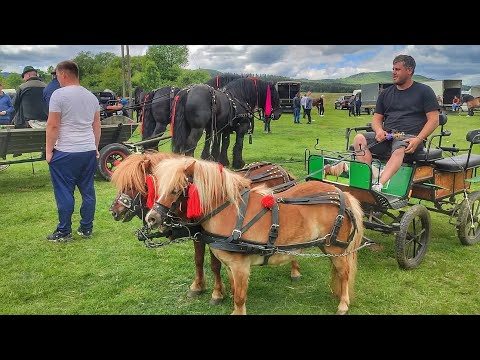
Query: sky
1 45 480 86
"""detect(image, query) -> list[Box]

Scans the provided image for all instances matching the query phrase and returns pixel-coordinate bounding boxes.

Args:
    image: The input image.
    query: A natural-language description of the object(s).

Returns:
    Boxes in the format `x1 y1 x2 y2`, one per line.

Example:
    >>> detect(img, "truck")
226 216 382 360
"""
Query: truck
360 82 394 115
275 81 301 113
420 80 462 111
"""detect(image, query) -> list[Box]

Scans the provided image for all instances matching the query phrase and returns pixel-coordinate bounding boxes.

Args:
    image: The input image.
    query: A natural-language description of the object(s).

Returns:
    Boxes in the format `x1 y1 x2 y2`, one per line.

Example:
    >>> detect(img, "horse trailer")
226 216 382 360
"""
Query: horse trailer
275 81 301 113
360 82 394 114
421 80 462 111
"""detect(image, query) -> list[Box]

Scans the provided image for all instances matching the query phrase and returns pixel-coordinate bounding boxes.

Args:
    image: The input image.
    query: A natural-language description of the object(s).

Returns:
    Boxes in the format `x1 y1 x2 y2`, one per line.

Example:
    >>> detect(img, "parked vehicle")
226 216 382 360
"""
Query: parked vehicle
421 80 462 111
360 82 394 115
334 95 352 110
275 81 301 113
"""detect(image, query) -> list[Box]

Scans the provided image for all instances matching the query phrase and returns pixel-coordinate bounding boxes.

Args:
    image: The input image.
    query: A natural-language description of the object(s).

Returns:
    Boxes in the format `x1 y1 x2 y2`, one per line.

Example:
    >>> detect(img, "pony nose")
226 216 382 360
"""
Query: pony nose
146 214 158 228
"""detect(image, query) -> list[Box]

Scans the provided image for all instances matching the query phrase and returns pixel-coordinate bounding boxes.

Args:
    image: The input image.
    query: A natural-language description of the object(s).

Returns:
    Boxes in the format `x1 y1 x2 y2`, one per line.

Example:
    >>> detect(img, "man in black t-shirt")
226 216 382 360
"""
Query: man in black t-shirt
353 55 440 192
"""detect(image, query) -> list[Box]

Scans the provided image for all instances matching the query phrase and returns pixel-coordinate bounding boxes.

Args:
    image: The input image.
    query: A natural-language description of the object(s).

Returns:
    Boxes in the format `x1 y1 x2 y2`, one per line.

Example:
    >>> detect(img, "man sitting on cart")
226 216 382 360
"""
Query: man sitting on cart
353 54 441 192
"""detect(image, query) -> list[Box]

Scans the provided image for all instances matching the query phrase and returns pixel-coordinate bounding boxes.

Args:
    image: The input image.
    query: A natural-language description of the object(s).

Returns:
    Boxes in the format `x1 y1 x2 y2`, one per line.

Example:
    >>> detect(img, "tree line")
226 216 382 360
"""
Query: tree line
0 45 359 95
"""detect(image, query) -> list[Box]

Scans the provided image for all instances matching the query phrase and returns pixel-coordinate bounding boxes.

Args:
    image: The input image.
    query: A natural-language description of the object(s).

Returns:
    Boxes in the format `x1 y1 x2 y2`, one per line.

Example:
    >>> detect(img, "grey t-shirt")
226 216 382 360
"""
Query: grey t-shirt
375 82 439 135
49 85 100 152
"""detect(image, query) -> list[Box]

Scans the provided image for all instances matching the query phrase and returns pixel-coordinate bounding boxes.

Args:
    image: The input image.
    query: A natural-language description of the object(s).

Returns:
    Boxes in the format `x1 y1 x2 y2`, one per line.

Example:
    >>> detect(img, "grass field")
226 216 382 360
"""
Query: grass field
1 94 480 315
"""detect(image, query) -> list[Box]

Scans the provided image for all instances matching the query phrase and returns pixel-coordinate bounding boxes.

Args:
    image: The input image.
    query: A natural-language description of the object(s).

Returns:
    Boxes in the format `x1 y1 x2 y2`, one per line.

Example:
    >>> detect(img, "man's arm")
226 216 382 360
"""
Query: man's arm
92 111 101 158
45 112 61 162
371 113 387 141
13 89 20 111
405 110 440 154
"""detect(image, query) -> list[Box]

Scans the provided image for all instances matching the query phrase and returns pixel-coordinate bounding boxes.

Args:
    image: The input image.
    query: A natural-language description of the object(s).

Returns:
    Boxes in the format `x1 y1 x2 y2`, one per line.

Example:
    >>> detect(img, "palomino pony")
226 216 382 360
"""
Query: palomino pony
109 152 300 304
146 157 364 315
171 78 282 169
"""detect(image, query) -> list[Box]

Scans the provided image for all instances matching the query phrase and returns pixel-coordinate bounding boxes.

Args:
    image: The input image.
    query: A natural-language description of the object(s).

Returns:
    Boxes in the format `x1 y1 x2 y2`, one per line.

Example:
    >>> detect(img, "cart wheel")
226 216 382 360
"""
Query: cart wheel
395 204 431 270
0 164 9 172
457 191 480 246
98 143 131 181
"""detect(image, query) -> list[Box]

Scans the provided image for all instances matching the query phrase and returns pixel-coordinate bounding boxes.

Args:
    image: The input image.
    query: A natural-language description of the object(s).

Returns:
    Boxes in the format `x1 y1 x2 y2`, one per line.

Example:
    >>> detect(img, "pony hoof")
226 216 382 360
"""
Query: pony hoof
336 310 347 315
187 289 205 298
209 298 223 306
291 276 301 282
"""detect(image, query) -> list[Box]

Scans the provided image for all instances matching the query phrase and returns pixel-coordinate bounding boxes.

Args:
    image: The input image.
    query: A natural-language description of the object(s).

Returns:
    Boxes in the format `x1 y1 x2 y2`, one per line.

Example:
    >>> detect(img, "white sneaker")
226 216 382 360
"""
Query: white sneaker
372 183 383 192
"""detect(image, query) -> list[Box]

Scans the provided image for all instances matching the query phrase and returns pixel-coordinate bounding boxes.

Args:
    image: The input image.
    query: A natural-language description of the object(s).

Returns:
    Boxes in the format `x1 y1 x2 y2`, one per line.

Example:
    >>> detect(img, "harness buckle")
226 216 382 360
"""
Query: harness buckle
231 229 242 242
269 223 279 236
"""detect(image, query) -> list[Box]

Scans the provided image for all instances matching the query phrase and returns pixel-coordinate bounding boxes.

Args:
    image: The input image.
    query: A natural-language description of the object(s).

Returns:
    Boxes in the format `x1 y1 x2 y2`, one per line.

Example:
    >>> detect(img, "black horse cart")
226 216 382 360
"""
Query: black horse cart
0 117 138 180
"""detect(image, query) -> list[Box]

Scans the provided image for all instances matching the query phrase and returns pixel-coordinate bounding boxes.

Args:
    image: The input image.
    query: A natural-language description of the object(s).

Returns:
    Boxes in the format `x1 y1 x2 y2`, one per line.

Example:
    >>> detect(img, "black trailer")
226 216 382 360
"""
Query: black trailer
275 81 301 113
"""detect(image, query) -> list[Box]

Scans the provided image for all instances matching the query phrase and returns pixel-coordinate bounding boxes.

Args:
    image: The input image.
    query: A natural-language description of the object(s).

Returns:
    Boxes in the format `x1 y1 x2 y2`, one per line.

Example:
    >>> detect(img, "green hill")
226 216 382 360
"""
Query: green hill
322 71 433 85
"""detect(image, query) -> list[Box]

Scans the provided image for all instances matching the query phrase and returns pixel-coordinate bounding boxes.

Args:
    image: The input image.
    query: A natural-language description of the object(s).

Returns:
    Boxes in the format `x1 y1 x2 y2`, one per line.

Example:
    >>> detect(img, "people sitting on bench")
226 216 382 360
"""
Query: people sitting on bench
353 55 440 192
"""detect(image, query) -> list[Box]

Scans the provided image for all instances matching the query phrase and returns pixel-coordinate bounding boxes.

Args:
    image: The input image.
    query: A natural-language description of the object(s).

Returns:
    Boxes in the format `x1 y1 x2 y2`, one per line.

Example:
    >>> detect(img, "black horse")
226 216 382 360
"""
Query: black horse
171 77 282 169
139 86 180 150
136 75 245 151
205 73 243 89
133 86 145 123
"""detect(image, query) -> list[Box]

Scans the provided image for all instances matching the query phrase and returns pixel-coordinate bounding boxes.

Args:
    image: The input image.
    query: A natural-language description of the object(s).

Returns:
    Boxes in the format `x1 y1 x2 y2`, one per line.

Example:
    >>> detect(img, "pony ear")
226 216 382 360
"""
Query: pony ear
184 159 196 177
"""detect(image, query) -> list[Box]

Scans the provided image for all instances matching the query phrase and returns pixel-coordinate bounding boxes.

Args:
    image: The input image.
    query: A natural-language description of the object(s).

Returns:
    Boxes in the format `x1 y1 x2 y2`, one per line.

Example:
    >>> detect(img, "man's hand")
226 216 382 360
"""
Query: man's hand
96 150 100 159
404 137 423 154
374 130 387 142
0 111 6 116
46 151 53 163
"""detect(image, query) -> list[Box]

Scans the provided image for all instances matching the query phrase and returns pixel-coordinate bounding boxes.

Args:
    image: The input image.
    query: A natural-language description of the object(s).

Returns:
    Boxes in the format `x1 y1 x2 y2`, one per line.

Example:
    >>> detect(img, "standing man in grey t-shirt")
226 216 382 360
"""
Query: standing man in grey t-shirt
45 60 101 242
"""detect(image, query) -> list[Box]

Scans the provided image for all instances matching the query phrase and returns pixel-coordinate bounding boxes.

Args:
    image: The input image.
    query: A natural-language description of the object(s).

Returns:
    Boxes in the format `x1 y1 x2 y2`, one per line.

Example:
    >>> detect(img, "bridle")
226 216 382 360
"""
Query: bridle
111 191 145 223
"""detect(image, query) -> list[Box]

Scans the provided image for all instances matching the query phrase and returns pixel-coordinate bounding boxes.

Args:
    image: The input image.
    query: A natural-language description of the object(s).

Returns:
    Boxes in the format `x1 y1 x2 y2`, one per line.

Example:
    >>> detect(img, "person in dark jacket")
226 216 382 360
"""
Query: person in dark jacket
43 68 61 113
292 92 301 123
13 66 48 129
0 83 14 125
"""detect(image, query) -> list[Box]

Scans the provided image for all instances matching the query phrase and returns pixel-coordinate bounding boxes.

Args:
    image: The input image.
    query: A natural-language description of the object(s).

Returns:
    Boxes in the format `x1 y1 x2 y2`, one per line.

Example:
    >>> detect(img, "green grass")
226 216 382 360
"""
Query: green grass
1 97 480 315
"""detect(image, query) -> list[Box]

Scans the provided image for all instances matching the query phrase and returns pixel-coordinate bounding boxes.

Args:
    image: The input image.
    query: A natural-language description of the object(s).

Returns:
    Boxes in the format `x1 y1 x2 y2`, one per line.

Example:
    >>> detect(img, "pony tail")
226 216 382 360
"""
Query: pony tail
171 89 190 154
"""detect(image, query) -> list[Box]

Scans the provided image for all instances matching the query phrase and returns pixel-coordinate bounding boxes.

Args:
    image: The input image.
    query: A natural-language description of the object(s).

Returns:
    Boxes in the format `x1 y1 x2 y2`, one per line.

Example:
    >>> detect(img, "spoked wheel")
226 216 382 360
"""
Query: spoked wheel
395 204 431 270
98 143 131 181
457 191 480 245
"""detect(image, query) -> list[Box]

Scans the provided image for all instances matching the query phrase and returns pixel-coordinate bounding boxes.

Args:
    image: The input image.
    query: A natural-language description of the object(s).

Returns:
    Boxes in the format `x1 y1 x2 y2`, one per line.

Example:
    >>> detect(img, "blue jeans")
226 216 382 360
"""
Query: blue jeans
48 150 97 234
293 107 300 123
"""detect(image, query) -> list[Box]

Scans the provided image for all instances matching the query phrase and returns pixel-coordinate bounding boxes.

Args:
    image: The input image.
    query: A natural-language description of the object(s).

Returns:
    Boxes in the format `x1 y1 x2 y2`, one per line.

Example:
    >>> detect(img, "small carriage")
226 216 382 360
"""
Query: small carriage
0 118 138 180
306 113 480 269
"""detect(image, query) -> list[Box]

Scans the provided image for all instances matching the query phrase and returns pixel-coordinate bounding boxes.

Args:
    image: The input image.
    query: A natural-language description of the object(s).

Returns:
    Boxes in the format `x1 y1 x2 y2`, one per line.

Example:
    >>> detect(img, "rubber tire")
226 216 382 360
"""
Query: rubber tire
457 191 480 245
98 143 131 181
395 204 431 270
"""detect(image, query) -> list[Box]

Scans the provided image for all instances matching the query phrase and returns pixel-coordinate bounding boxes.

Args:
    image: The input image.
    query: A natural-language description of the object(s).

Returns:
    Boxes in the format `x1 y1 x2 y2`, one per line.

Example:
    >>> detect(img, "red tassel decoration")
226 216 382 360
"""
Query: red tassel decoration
261 194 275 209
218 164 223 173
265 84 272 116
187 183 203 218
146 175 157 209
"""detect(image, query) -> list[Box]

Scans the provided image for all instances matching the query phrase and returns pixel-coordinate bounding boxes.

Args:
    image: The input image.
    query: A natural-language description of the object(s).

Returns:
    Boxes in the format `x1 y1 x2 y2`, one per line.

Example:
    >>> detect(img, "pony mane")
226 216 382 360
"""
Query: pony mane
223 78 280 110
153 157 252 215
111 152 178 195
205 73 243 89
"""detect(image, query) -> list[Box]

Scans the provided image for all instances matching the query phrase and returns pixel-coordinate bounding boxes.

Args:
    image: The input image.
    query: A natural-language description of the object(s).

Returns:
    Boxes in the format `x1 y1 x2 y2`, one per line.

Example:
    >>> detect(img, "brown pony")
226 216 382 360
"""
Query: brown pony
109 152 301 305
145 157 364 315
466 96 480 112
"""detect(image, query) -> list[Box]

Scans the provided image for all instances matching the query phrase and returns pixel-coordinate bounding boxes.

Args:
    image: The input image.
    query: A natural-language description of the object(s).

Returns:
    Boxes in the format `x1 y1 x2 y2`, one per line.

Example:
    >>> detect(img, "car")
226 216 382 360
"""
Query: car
334 95 353 110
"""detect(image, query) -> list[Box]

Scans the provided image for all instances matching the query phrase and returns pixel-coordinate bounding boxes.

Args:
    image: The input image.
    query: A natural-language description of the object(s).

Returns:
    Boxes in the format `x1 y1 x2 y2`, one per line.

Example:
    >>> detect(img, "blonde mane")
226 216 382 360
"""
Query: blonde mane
153 157 253 215
110 152 178 196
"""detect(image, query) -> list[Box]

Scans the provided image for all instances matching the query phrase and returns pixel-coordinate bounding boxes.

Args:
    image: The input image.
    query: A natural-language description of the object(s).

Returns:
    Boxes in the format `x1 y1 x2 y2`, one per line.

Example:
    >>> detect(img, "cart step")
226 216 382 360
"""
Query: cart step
465 176 480 183
420 182 449 190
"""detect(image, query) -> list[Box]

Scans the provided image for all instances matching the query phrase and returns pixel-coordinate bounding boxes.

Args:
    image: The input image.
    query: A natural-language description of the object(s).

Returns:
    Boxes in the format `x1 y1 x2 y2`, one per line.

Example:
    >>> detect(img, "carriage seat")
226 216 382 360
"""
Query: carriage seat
434 154 480 172
349 144 443 163
434 129 480 171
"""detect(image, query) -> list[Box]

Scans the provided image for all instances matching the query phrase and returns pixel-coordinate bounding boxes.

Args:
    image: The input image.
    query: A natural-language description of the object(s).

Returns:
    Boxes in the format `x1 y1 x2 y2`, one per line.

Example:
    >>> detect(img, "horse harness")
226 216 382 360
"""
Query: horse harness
158 182 358 262
235 161 292 187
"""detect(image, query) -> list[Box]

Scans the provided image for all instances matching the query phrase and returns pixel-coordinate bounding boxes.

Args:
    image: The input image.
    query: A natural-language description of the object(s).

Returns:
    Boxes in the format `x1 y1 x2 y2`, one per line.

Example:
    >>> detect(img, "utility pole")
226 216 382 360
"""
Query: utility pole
126 45 133 119
121 45 126 99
